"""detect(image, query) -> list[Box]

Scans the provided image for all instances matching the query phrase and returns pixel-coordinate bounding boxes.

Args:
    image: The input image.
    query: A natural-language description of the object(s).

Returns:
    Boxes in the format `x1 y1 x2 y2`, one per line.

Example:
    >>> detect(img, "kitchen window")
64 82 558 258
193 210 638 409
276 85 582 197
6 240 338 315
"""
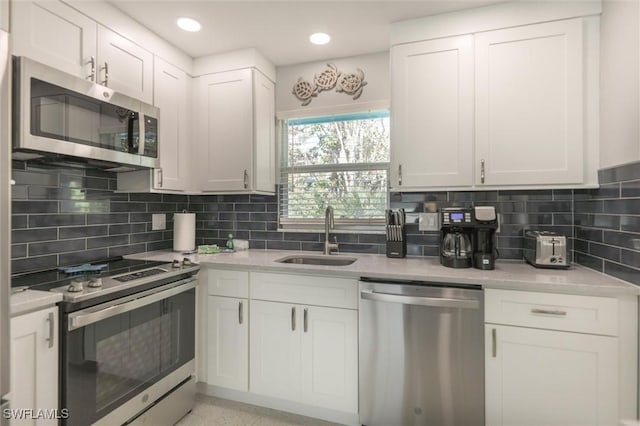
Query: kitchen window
279 110 390 231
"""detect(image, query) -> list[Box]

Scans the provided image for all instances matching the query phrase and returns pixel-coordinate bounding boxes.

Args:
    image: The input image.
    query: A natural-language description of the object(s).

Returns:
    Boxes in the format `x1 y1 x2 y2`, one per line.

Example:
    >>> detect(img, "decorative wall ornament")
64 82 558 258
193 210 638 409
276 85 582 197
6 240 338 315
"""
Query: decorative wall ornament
314 63 340 92
292 63 368 106
292 78 318 106
336 68 367 100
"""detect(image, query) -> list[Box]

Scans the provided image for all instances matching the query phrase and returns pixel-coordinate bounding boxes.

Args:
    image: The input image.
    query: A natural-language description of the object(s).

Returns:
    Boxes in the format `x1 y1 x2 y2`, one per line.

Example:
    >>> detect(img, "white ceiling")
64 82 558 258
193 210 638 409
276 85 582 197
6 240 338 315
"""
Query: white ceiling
108 0 505 66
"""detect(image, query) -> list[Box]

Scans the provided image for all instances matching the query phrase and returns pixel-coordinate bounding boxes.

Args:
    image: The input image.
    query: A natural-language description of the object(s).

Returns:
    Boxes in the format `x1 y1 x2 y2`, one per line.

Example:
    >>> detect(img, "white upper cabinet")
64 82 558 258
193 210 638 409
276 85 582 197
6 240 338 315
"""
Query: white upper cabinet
118 57 191 192
12 1 153 103
11 1 96 79
391 35 474 189
1 0 9 32
390 2 599 190
96 25 153 104
253 70 277 193
475 19 584 186
195 68 276 194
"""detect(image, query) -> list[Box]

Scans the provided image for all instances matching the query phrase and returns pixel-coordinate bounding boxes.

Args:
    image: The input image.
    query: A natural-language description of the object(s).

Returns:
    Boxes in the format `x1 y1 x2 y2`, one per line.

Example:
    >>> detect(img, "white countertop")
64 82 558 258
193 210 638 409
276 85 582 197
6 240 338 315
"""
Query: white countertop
11 289 62 317
127 249 640 297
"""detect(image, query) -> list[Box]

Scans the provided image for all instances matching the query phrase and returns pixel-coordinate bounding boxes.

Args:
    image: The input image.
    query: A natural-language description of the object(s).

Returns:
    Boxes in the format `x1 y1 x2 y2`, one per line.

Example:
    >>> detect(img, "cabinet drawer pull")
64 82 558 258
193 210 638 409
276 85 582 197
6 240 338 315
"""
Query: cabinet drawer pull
531 308 567 316
398 164 402 186
480 159 485 184
291 306 296 331
238 301 243 325
492 328 496 358
303 308 308 333
46 312 54 349
158 168 163 187
243 169 249 189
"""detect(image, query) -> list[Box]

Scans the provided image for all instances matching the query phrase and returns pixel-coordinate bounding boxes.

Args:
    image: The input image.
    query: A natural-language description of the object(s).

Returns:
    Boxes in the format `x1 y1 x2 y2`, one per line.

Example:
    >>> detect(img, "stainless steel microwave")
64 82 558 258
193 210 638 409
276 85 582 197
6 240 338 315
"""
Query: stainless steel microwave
12 56 159 169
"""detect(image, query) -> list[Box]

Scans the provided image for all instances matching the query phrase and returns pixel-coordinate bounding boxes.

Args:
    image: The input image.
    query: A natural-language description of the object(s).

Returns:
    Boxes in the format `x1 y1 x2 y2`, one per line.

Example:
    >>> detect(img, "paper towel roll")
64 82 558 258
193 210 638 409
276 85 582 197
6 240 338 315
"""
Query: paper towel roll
173 212 195 252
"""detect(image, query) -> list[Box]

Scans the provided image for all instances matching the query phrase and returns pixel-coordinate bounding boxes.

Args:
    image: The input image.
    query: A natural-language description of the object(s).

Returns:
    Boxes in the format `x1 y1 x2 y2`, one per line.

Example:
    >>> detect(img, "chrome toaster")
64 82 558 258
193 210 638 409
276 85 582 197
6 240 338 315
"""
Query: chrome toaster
523 231 569 268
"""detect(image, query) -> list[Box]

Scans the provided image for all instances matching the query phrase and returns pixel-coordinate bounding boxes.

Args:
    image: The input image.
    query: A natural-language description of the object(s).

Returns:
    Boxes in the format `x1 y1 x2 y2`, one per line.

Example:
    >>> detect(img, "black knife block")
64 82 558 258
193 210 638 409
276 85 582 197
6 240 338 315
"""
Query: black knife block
386 227 406 258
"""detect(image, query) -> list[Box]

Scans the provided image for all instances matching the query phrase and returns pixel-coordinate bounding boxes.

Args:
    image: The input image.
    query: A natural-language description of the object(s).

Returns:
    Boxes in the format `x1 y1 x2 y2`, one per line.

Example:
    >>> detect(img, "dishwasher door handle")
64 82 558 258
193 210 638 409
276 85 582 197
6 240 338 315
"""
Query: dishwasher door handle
360 290 480 309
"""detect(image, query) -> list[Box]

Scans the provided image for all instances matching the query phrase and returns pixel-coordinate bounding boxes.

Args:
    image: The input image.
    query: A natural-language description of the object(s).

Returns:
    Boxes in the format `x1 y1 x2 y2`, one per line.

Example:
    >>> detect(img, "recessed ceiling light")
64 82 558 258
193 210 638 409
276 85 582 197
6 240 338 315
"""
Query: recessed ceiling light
177 17 202 32
309 32 331 45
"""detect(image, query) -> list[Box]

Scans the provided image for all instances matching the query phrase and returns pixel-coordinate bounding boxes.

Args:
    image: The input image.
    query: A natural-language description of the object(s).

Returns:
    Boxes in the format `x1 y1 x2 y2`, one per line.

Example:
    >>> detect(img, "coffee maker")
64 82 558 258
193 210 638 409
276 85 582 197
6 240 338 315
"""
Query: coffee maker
439 208 474 268
439 206 499 269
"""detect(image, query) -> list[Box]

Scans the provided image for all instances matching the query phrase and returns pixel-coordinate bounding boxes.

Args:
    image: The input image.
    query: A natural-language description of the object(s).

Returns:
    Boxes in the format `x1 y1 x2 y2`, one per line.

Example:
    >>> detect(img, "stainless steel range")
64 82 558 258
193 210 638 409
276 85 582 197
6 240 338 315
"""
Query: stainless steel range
12 257 200 426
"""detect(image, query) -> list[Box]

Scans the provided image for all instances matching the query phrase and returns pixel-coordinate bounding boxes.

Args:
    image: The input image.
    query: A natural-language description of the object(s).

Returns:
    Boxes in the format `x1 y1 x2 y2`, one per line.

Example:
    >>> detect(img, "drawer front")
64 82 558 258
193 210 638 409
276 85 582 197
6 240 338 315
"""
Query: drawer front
250 272 358 309
207 269 249 298
485 289 618 336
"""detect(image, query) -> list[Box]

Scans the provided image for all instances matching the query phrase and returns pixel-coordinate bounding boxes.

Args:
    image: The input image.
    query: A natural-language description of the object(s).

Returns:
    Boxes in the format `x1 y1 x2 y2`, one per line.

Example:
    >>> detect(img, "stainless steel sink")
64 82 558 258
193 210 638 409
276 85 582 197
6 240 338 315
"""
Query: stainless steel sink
275 255 357 266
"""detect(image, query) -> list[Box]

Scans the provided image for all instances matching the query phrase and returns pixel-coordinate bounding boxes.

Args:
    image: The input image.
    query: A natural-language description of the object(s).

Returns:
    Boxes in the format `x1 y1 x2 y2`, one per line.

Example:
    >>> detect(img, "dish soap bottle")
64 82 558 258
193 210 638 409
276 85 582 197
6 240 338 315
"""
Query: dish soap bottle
226 233 234 251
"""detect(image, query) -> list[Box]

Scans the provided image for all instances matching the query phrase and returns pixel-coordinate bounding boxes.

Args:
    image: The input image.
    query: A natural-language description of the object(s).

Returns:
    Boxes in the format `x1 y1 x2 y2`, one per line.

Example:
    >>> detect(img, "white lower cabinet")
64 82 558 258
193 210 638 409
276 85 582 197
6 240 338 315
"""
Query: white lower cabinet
249 300 302 402
203 268 358 417
205 270 249 391
484 288 632 426
206 296 248 391
10 306 58 426
249 300 358 413
485 324 617 426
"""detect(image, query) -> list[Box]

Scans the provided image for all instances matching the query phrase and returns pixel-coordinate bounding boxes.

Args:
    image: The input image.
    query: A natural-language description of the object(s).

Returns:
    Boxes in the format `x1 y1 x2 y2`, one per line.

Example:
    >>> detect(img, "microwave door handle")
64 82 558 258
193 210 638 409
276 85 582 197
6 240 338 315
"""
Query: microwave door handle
127 111 139 153
68 280 197 330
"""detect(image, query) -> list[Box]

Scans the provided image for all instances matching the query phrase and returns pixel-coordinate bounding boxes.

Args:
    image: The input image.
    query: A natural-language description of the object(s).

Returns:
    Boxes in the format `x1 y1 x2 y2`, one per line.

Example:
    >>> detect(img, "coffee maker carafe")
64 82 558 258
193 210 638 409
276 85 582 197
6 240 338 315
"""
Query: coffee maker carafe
439 208 474 268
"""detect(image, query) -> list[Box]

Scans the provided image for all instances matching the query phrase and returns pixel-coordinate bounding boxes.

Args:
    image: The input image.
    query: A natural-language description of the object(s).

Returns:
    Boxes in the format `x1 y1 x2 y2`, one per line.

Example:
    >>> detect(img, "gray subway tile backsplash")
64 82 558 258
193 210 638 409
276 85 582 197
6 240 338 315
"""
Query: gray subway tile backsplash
10 159 640 287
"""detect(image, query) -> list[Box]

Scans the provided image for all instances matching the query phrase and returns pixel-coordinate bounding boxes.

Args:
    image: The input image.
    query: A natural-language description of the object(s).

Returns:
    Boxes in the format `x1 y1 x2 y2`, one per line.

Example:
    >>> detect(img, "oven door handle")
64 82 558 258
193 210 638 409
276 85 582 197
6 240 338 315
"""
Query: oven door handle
68 279 197 331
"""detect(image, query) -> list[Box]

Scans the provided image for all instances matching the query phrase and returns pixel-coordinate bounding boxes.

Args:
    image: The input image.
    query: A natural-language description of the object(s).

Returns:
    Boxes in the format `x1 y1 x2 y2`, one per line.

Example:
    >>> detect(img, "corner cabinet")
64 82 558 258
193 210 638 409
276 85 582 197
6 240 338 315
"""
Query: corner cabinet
10 306 59 425
11 0 153 103
391 16 597 190
484 289 637 426
117 57 192 193
194 68 276 194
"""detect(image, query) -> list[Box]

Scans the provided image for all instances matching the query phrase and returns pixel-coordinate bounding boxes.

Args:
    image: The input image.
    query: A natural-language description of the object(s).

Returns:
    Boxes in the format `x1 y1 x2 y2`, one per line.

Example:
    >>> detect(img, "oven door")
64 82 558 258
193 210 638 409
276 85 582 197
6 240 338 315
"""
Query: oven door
61 278 196 426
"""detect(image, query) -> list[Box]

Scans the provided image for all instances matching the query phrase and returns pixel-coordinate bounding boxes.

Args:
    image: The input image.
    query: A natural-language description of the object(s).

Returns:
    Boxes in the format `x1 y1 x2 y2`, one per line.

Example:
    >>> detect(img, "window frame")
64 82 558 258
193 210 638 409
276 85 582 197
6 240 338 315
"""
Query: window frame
277 108 391 233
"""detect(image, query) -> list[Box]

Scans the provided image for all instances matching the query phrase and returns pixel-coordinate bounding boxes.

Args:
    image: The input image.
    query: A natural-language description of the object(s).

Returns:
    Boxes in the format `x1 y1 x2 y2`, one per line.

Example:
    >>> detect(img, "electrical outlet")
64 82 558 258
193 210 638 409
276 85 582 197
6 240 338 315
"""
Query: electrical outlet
418 212 439 231
152 213 166 231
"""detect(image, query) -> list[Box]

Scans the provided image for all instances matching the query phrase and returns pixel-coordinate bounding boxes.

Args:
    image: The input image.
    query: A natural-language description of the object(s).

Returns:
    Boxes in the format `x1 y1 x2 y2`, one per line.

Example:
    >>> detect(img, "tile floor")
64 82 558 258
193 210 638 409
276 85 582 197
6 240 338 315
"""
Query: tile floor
176 394 340 426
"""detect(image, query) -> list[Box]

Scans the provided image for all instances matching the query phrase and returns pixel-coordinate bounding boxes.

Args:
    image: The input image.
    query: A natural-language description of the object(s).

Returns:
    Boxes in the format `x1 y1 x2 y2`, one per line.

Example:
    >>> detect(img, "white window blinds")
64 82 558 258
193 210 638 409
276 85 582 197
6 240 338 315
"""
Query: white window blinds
279 111 390 230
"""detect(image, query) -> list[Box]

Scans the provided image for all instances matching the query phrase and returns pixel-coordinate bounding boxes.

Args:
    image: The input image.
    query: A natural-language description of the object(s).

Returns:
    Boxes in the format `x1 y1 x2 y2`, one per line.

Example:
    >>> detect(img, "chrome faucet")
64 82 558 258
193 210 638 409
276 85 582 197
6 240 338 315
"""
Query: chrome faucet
324 206 339 255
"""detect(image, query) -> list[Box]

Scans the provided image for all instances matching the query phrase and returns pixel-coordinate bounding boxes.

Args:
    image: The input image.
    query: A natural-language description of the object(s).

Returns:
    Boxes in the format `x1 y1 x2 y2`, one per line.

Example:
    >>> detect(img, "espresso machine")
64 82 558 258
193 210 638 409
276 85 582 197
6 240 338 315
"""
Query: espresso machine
440 206 499 269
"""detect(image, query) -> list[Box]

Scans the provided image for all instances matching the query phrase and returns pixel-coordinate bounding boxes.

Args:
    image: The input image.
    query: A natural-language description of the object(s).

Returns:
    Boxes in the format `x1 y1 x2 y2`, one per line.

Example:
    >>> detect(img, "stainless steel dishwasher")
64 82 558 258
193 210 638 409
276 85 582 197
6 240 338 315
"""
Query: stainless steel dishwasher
359 278 484 426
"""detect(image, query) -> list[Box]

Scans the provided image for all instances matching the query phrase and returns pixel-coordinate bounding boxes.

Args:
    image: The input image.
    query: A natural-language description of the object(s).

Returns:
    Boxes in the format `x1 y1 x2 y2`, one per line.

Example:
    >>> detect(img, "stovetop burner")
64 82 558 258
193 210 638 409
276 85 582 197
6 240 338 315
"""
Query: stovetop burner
11 256 200 309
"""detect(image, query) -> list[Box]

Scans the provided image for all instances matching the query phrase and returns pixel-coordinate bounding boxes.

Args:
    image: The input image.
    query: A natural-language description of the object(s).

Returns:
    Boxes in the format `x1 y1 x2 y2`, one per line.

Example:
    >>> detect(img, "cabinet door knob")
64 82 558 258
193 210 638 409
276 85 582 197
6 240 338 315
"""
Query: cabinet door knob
303 308 308 333
481 159 485 184
46 312 55 349
291 306 296 331
243 169 249 189
87 56 95 81
238 301 243 325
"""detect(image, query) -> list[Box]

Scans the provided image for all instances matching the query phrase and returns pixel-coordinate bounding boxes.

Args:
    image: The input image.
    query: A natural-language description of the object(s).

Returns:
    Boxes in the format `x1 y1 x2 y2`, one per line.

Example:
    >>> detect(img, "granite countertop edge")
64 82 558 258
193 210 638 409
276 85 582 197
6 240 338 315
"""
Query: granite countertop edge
125 249 640 297
11 290 63 317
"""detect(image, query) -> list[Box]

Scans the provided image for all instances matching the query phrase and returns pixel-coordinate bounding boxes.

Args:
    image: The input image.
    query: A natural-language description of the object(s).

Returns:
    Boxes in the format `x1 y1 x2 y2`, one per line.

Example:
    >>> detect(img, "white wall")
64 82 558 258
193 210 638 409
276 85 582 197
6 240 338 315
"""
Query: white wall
600 0 640 168
276 51 389 118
